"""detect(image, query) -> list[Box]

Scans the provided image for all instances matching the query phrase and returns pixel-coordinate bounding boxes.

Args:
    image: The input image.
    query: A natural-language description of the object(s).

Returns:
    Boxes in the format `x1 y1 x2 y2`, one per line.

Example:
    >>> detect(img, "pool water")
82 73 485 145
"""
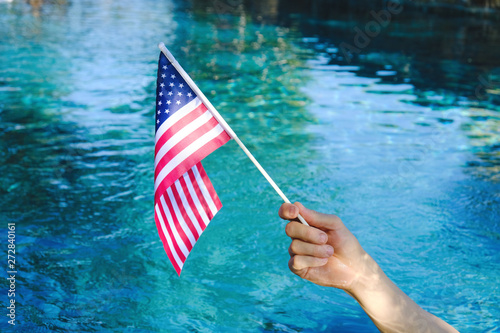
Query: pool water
0 0 499 332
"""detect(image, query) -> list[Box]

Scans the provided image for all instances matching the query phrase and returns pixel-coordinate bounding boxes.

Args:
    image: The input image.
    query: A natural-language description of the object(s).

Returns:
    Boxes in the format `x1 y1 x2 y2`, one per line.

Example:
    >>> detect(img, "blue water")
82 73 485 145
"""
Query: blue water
0 0 499 332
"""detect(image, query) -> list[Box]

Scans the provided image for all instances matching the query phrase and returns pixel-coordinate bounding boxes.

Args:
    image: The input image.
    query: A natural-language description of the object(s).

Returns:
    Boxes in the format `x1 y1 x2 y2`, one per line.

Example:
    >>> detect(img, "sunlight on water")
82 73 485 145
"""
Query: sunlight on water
0 0 498 332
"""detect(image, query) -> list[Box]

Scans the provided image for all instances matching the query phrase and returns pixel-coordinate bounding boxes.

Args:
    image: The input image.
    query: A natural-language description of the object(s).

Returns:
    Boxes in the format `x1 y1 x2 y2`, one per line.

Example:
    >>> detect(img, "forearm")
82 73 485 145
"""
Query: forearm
346 254 458 333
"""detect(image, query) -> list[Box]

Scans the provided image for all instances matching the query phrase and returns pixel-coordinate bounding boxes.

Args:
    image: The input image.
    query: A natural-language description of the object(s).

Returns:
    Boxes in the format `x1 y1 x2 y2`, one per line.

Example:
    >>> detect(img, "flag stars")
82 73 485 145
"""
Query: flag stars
154 55 229 276
158 101 162 106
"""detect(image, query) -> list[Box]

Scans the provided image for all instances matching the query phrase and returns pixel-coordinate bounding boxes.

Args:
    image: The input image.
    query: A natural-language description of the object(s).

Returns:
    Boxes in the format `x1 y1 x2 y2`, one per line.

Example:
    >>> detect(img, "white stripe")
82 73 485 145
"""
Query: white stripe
192 164 218 216
155 98 202 142
154 124 225 193
174 180 203 236
183 172 210 226
155 203 184 269
159 195 189 258
154 110 214 168
166 187 196 247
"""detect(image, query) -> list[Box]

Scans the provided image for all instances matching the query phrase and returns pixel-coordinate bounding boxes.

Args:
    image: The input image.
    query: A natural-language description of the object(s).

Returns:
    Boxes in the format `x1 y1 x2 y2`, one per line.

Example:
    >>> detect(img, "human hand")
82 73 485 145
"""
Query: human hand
281 203 459 332
280 202 376 291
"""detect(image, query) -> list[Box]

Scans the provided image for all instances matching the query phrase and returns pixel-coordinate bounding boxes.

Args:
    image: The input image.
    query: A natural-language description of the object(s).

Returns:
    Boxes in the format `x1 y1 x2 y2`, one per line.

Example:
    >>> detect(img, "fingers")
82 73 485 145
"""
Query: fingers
289 239 334 258
279 202 344 230
286 221 328 244
294 202 344 231
288 255 328 273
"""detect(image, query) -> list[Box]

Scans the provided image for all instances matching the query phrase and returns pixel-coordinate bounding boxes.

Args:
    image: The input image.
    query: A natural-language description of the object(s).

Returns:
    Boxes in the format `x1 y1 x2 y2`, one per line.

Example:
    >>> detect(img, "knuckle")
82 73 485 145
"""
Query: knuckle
331 214 342 225
291 257 302 271
285 222 293 236
290 239 300 253
288 257 297 271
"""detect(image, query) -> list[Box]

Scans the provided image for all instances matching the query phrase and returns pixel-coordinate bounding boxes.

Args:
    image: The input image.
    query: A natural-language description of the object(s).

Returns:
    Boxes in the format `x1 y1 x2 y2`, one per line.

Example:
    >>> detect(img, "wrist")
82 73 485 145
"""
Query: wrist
344 251 387 298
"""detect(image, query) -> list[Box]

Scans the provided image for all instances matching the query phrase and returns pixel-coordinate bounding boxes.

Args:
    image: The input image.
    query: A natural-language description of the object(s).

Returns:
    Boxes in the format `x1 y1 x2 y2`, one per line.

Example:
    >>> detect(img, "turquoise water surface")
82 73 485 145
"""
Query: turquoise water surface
1 0 499 332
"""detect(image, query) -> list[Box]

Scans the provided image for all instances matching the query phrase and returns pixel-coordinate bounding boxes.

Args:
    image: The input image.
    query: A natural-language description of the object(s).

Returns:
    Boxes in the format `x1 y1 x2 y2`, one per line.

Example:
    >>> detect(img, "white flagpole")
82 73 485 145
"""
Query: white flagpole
158 43 309 226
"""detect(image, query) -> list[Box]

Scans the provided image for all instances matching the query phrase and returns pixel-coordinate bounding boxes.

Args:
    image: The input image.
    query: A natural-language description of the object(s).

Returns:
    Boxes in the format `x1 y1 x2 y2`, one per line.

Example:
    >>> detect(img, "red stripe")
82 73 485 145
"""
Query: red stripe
196 162 223 211
154 130 231 203
156 201 186 263
154 116 220 179
155 200 186 263
154 103 207 157
171 183 200 240
161 244 181 276
162 192 194 251
187 167 213 220
179 175 207 230
154 208 181 274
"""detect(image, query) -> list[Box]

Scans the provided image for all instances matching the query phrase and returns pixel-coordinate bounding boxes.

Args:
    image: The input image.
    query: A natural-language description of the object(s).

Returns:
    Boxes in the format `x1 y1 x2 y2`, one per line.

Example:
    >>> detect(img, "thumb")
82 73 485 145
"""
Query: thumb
294 202 344 231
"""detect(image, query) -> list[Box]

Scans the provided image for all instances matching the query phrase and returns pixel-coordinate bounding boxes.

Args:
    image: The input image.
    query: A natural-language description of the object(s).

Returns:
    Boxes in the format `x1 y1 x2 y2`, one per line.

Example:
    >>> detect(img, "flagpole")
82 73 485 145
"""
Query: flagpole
158 43 309 226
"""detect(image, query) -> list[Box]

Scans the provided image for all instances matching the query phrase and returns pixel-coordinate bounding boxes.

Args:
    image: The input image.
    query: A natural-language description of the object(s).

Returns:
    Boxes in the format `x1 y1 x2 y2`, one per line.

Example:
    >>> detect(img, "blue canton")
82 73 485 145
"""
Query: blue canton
155 52 196 132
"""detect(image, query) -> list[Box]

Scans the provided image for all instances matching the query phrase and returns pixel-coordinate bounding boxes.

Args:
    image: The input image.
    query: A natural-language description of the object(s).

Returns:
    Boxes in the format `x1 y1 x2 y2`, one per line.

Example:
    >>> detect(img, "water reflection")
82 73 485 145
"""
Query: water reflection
188 1 500 179
189 1 499 182
264 1 500 183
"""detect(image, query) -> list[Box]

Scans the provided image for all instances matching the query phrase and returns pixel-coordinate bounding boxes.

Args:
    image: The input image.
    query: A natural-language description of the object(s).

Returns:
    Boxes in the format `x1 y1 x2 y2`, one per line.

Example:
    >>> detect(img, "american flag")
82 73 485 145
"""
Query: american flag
154 51 231 275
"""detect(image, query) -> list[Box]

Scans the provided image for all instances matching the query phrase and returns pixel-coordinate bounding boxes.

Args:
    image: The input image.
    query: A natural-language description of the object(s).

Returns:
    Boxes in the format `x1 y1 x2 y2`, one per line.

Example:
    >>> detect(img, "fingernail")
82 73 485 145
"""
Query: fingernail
326 246 334 256
319 234 327 243
289 205 298 216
